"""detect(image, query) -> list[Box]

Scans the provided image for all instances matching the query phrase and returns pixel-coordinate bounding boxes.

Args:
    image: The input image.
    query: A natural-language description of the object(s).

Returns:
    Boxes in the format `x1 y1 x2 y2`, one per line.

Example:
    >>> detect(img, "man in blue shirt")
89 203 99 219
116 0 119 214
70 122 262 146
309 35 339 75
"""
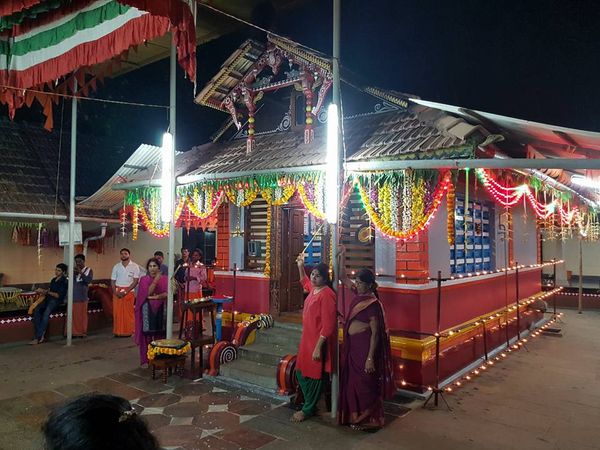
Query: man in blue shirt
30 263 68 345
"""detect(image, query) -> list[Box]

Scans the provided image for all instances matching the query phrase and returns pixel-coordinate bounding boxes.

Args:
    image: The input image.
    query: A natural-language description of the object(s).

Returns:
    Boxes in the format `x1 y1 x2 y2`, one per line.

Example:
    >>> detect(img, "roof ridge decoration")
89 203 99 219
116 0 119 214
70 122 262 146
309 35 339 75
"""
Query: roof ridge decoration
195 35 334 154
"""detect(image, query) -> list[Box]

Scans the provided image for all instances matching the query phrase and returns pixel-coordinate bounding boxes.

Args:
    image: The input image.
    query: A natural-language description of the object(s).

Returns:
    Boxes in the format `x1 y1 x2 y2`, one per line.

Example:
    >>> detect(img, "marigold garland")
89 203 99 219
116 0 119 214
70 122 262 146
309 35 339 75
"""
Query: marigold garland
137 197 186 238
225 187 258 207
297 181 326 220
411 178 425 227
261 185 295 205
264 205 272 276
356 171 451 240
187 188 224 219
147 341 191 361
132 204 139 241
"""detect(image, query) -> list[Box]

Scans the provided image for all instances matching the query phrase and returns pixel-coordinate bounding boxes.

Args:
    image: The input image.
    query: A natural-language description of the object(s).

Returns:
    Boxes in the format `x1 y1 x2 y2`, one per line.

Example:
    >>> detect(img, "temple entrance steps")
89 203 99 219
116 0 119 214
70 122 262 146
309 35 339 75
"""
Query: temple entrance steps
217 321 301 395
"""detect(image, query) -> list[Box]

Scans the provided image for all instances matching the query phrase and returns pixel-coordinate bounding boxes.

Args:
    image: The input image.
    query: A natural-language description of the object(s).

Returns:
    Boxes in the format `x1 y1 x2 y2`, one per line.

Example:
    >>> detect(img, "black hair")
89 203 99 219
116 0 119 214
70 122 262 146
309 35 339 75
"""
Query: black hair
153 251 164 258
43 394 159 450
356 268 379 298
56 263 68 273
119 248 131 254
192 248 204 261
312 263 333 289
74 254 85 261
146 257 161 271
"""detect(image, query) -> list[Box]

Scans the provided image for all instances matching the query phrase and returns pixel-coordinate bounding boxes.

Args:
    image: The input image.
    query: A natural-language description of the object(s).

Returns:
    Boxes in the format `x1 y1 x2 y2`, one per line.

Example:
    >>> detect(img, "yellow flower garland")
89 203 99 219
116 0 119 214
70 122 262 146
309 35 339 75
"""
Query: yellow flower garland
137 197 185 238
261 185 296 205
147 341 191 361
264 205 272 276
356 172 451 240
132 204 139 241
225 187 258 207
297 182 326 220
187 189 224 219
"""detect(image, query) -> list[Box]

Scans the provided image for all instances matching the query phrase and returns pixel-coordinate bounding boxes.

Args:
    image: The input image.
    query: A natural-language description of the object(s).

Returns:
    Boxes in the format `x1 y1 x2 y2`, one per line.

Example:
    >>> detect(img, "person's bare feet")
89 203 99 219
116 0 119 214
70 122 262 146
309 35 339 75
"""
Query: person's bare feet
290 411 306 422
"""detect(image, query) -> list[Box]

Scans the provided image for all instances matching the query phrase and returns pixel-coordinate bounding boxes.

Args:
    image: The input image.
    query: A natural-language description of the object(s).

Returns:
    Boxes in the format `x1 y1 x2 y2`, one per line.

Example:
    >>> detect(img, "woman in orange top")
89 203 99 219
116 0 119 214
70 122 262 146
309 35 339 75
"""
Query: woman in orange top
291 253 337 423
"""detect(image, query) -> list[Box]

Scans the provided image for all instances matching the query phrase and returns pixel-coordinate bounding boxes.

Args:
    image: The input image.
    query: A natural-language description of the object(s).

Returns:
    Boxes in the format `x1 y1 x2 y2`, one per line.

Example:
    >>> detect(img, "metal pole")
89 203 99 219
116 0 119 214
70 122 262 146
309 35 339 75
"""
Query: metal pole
330 0 342 419
66 78 78 347
434 271 442 407
578 239 583 314
166 40 177 338
552 259 557 317
515 262 520 340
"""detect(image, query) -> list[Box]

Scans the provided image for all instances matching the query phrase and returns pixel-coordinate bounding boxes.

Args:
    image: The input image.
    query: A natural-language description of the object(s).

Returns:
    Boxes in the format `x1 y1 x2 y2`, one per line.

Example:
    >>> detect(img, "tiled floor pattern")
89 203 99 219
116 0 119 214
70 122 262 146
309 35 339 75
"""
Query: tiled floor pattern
0 366 409 450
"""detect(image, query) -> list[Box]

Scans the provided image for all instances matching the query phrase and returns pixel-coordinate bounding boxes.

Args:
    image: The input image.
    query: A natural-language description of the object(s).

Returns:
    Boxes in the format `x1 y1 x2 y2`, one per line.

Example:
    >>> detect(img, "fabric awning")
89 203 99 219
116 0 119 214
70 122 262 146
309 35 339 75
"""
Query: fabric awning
0 0 196 126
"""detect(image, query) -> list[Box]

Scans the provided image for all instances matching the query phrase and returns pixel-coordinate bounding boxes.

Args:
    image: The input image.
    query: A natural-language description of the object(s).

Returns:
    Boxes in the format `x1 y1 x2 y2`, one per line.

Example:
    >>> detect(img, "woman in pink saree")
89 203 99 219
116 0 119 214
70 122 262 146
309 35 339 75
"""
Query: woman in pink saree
338 251 395 430
134 258 168 366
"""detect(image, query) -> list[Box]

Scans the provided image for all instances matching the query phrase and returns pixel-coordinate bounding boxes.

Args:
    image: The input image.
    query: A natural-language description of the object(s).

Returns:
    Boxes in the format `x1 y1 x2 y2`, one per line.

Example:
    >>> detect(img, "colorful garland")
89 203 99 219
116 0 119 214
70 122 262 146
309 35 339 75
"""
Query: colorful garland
132 204 139 241
447 181 456 246
225 186 258 207
261 185 295 205
476 168 595 239
187 187 224 219
264 205 272 276
356 171 451 240
297 181 326 220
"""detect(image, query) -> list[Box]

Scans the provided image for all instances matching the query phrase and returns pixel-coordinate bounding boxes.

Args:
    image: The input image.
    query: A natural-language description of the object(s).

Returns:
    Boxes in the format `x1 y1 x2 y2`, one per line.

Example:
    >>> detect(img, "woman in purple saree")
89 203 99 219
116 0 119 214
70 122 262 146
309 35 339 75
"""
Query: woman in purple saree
134 258 168 366
338 256 395 430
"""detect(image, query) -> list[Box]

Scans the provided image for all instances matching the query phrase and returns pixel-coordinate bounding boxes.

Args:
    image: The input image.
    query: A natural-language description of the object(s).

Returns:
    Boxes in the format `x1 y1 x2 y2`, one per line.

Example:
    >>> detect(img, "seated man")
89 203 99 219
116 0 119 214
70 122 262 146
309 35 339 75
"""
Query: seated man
30 263 68 345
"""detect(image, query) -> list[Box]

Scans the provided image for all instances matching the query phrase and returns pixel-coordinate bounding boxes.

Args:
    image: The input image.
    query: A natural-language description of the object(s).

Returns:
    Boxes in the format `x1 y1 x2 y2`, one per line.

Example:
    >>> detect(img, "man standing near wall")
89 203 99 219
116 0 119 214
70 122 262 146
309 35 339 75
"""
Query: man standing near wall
110 248 140 337
154 251 168 276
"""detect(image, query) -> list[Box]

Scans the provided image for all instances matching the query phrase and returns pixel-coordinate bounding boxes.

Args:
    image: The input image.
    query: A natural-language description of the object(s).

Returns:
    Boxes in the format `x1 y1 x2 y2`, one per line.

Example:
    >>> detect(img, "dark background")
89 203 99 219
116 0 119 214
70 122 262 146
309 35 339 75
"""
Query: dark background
4 0 600 194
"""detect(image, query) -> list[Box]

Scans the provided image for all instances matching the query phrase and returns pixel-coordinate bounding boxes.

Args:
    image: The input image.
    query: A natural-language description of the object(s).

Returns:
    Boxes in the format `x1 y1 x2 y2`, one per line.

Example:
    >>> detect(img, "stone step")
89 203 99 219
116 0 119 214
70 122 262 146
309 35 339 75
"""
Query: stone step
218 357 278 391
238 342 297 366
272 320 303 332
254 327 302 347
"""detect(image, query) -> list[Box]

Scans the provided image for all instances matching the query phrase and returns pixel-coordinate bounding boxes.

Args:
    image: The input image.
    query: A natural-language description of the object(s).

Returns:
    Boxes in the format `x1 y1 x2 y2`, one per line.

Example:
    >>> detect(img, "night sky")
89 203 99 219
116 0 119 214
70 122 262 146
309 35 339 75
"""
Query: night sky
4 0 600 194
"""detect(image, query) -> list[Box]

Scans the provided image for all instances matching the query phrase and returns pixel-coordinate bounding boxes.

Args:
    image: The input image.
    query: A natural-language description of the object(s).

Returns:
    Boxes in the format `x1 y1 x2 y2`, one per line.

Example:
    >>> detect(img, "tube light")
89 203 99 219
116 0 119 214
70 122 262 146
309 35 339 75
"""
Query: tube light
325 103 339 224
161 132 174 223
571 174 600 190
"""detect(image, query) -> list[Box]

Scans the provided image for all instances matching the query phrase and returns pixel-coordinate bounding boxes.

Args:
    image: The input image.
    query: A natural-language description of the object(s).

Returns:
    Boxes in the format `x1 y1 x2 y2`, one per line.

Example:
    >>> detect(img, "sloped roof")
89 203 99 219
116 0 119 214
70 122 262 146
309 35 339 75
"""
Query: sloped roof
77 144 163 215
0 119 89 215
177 106 483 181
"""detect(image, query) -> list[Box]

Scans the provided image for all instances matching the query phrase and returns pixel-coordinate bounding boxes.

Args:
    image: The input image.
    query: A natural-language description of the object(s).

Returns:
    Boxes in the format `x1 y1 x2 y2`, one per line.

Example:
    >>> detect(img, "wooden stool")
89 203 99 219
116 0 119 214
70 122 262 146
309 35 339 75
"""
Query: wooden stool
150 356 186 383
179 300 216 378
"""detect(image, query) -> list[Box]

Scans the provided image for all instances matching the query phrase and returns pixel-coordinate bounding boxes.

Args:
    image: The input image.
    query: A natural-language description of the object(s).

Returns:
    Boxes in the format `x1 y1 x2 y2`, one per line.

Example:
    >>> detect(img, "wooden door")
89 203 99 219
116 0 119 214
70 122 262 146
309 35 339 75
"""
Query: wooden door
281 207 305 312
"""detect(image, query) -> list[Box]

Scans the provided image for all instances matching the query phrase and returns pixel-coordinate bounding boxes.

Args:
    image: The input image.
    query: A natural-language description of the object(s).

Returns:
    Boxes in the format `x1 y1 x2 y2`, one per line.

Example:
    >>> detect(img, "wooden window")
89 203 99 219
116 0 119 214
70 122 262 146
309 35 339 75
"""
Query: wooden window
244 197 269 271
340 191 375 274
451 196 494 274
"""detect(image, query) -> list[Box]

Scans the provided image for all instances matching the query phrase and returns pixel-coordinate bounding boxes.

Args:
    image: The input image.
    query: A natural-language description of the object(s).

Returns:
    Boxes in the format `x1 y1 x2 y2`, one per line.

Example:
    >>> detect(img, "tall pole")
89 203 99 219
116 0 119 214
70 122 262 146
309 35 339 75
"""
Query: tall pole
166 40 177 338
578 239 583 314
66 78 78 347
330 0 342 419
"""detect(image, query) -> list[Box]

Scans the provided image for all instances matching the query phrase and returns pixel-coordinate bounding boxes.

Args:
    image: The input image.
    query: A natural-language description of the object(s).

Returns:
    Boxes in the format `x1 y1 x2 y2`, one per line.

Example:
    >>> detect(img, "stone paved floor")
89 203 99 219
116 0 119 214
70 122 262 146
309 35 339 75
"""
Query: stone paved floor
1 309 600 449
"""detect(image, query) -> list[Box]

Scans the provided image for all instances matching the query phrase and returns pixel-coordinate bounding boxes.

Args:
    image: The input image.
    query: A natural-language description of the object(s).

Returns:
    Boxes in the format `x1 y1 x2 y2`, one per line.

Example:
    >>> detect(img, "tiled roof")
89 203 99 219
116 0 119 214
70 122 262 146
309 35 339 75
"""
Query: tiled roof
179 106 483 180
0 119 71 215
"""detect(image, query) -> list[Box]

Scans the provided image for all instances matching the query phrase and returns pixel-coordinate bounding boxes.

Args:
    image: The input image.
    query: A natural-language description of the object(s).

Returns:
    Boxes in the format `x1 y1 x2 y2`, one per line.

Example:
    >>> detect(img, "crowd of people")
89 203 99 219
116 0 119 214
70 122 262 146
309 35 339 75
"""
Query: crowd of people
27 247 208 359
29 244 393 436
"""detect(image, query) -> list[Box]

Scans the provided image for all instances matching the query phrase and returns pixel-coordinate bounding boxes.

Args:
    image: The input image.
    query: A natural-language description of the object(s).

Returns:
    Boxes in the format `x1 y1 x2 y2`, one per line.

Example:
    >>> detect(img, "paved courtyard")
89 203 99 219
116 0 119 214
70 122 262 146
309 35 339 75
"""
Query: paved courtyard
1 309 599 449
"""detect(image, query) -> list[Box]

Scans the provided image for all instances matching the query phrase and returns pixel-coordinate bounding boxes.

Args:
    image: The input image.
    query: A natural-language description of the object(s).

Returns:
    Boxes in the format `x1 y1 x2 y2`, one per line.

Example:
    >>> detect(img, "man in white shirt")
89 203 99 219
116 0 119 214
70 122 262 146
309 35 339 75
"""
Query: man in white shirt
110 248 140 337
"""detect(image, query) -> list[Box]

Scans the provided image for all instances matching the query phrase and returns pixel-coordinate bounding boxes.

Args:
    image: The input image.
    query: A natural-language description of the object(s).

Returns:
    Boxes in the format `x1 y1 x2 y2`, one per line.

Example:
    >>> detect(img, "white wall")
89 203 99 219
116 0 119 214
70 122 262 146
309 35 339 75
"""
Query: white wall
428 196 451 277
542 237 600 284
512 204 538 266
0 223 181 285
